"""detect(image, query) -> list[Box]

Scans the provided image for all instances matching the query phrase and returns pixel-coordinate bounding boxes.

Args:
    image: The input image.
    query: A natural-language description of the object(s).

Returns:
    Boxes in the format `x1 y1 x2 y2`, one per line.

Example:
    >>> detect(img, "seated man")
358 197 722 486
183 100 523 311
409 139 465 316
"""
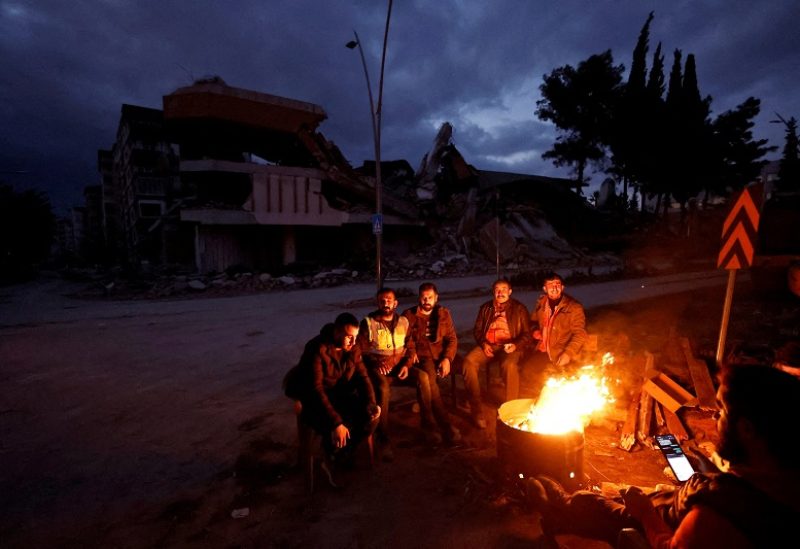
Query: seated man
527 272 587 392
402 282 462 445
525 364 800 548
462 278 531 428
358 287 420 460
283 313 380 469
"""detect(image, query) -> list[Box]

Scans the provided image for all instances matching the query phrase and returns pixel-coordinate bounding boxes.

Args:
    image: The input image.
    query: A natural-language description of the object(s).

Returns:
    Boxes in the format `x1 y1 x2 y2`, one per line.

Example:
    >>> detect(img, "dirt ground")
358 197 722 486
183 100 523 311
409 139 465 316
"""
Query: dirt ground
1 271 797 549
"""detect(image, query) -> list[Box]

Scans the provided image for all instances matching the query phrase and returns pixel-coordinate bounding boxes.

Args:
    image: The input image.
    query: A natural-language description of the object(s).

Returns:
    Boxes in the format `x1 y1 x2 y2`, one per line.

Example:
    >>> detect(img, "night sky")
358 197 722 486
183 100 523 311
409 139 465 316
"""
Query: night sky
1 0 798 214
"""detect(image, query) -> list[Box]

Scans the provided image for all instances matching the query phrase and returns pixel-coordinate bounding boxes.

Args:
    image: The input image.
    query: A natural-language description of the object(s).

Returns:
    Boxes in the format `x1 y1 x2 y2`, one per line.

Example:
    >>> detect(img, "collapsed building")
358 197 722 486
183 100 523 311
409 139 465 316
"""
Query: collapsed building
94 78 604 277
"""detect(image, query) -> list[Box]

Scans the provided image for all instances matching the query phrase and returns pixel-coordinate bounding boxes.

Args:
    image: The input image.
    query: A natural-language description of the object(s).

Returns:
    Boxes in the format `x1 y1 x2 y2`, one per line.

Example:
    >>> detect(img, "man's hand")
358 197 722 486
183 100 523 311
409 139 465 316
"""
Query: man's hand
533 329 542 340
397 365 409 380
378 363 393 376
332 424 350 450
482 343 495 358
555 353 571 367
438 357 451 377
503 343 516 354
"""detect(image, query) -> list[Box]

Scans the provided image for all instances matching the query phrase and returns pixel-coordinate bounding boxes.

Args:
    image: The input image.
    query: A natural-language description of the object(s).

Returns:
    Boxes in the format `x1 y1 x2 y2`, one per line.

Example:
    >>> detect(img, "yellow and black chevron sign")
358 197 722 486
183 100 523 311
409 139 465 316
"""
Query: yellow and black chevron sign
717 185 762 270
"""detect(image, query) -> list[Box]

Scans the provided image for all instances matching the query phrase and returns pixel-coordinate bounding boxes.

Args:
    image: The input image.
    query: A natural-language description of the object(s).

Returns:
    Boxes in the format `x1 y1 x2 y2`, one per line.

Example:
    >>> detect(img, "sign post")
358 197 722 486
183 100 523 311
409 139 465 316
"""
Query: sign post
715 184 762 366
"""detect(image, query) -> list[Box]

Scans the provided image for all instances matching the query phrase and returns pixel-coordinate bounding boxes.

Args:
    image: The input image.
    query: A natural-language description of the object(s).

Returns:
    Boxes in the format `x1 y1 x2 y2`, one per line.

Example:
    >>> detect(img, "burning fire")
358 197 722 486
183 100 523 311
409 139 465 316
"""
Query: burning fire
515 354 615 435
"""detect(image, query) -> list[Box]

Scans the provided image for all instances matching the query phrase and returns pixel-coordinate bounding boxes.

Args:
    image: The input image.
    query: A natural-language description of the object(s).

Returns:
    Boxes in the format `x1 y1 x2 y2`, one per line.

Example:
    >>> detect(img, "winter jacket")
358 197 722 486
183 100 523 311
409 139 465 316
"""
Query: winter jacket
402 304 458 362
283 323 376 429
530 293 587 361
473 298 532 350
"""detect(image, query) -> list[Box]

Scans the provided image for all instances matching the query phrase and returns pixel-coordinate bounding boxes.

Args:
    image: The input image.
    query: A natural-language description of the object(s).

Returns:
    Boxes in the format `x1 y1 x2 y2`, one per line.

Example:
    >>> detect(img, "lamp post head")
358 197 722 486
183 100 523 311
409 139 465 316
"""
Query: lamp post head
345 40 359 49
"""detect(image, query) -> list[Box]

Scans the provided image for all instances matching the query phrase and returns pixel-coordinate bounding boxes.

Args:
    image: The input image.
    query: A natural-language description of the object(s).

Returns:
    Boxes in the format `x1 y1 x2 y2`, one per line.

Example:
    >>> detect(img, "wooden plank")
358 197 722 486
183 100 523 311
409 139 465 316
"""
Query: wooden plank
653 401 666 429
619 392 640 451
680 337 718 409
663 406 689 442
636 390 656 449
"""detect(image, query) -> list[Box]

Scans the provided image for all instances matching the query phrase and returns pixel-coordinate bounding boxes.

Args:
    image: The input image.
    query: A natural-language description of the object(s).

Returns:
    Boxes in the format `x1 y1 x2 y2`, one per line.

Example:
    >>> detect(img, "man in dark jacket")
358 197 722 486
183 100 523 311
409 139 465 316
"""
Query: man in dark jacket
403 282 461 445
462 278 531 428
528 272 587 392
284 312 380 462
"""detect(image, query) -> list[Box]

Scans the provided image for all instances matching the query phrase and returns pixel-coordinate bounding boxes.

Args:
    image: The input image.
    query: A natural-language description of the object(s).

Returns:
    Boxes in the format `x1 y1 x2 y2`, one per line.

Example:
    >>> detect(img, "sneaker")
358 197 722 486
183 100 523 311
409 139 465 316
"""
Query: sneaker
425 430 443 446
445 425 462 443
381 443 395 463
473 413 487 429
320 457 344 489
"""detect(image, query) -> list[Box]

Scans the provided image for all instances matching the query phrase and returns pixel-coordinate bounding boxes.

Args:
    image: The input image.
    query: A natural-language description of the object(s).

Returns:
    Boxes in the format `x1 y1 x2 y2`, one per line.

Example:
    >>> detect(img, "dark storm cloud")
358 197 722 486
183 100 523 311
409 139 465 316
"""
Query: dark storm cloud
1 0 798 213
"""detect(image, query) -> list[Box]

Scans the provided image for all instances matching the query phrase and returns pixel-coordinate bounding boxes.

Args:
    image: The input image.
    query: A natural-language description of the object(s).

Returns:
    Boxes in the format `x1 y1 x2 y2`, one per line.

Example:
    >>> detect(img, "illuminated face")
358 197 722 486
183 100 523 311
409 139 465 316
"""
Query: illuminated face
377 291 398 316
493 282 511 304
543 279 564 300
336 324 359 351
418 289 438 312
714 385 745 464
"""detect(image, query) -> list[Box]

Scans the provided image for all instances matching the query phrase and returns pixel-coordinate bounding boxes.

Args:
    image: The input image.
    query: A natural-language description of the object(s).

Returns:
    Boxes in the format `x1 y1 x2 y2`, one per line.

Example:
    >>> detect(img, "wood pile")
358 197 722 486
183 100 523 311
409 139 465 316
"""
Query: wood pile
620 336 718 452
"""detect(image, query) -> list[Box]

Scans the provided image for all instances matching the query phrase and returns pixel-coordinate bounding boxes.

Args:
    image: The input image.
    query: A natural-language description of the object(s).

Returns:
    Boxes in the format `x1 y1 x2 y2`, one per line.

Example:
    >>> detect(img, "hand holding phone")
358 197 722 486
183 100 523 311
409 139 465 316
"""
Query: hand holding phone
654 434 696 482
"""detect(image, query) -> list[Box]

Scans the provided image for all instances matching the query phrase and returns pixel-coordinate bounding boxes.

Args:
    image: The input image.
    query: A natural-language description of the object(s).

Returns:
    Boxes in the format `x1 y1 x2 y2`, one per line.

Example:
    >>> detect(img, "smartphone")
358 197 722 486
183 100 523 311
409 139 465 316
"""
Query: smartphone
654 434 696 482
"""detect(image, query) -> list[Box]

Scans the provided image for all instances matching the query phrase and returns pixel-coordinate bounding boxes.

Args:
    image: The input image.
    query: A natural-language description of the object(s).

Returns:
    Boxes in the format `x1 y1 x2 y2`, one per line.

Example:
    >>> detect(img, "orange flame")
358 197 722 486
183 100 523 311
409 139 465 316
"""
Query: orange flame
516 360 614 435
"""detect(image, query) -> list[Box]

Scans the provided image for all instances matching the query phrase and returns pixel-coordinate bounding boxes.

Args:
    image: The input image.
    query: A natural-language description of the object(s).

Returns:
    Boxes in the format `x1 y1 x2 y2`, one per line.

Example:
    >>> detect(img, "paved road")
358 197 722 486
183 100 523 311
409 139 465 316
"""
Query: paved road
0 268 729 545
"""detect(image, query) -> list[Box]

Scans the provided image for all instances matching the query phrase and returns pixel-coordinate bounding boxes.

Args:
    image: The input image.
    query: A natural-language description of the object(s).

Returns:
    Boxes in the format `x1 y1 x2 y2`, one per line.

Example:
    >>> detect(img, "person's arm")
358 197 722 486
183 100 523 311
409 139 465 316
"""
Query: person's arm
561 301 587 360
473 304 486 345
400 316 416 366
351 346 377 407
401 309 420 364
310 351 343 429
511 302 532 349
441 308 458 362
530 298 542 338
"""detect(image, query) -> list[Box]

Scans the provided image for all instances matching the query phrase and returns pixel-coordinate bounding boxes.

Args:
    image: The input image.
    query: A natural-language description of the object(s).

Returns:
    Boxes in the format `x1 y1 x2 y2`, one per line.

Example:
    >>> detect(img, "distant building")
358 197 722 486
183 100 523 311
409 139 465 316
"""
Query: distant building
94 78 421 273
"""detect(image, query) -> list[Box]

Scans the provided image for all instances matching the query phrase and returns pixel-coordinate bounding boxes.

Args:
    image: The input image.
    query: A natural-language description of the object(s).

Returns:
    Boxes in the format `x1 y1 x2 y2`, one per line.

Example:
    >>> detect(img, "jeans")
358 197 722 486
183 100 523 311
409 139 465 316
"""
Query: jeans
414 357 454 433
368 366 422 442
462 345 521 409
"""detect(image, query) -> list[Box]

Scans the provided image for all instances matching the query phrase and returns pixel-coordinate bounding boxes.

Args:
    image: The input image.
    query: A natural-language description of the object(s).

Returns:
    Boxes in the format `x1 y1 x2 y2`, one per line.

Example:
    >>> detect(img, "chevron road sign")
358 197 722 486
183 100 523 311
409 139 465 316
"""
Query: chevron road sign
717 185 762 270
715 184 763 366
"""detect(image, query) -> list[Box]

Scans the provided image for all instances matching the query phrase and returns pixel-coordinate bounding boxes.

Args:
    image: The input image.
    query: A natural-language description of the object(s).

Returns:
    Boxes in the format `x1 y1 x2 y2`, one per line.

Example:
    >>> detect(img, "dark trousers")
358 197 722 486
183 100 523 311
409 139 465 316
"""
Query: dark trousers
368 366 421 442
300 387 378 457
462 345 521 408
544 491 642 544
414 358 453 432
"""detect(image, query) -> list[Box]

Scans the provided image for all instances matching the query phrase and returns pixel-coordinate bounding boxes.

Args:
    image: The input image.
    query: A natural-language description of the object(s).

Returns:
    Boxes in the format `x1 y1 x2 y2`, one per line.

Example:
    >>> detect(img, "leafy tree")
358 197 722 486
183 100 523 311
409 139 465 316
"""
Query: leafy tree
0 184 55 283
536 50 624 194
776 116 800 192
710 97 775 199
609 12 654 208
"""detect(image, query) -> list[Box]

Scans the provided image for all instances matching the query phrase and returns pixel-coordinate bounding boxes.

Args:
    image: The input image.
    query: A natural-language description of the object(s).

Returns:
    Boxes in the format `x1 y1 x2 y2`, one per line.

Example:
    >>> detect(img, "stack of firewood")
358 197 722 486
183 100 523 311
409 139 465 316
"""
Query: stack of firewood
619 337 718 451
620 352 690 451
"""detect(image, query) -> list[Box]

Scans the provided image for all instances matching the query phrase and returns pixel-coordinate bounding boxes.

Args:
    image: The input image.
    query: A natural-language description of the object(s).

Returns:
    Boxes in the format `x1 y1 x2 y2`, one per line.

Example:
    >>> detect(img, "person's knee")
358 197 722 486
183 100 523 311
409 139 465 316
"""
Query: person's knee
416 368 431 390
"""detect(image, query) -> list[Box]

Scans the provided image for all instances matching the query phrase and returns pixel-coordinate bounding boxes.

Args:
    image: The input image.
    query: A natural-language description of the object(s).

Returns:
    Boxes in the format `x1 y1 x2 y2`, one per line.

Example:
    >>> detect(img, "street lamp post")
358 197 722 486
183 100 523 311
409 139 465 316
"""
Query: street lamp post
346 0 393 291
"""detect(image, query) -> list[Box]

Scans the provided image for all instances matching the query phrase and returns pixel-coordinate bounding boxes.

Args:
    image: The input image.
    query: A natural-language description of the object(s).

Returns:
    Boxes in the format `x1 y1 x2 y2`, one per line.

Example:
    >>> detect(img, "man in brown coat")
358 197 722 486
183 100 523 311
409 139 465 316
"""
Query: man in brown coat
403 282 461 445
528 272 587 392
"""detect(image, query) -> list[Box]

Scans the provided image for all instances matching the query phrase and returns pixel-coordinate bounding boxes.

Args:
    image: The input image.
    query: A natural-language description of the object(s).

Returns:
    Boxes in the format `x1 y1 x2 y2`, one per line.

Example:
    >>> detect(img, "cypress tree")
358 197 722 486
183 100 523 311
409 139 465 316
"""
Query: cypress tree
776 116 800 192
